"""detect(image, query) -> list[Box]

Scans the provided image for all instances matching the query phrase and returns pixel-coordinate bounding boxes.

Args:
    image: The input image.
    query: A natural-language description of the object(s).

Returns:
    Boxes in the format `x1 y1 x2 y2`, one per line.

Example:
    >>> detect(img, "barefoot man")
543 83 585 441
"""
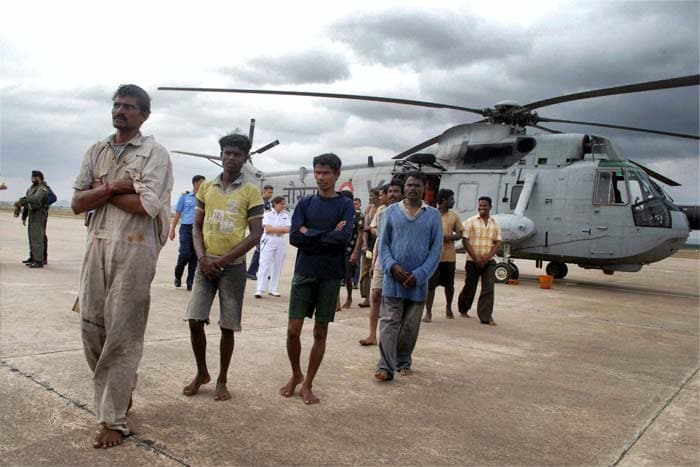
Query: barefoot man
280 153 354 404
183 133 263 401
358 180 403 346
71 84 173 448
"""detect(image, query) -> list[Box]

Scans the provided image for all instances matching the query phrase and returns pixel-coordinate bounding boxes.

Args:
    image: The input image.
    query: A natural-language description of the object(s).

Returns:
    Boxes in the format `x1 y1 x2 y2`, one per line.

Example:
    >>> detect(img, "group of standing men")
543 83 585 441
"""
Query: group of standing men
68 83 503 450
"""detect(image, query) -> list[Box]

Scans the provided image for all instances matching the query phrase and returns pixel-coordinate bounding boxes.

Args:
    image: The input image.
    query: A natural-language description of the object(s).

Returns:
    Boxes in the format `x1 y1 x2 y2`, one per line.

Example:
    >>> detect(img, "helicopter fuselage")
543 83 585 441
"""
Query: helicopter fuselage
247 123 691 274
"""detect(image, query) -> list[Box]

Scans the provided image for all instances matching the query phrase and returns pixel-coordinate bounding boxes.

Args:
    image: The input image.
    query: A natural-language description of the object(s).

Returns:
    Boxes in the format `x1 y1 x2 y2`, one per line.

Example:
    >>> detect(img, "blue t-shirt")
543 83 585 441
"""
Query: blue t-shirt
290 194 355 280
176 191 197 225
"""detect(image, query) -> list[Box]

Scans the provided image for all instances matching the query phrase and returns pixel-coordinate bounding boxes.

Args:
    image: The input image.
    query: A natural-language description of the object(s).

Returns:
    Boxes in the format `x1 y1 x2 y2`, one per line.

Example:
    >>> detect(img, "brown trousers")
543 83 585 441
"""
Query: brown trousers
457 260 496 323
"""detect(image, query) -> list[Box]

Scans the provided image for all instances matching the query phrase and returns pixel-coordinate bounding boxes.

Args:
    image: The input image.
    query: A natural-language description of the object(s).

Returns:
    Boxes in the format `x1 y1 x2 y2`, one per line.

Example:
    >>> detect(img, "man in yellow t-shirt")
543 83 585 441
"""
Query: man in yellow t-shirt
183 133 264 402
422 189 465 322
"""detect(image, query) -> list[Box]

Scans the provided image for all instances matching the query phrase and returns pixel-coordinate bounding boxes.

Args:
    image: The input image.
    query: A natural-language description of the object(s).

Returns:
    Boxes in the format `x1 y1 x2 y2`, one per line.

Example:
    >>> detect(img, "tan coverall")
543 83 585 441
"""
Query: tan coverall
73 133 172 435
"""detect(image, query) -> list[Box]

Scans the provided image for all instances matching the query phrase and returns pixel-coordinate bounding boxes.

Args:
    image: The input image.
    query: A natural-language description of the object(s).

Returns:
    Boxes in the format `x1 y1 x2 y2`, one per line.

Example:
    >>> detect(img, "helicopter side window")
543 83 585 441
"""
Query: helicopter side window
593 171 627 205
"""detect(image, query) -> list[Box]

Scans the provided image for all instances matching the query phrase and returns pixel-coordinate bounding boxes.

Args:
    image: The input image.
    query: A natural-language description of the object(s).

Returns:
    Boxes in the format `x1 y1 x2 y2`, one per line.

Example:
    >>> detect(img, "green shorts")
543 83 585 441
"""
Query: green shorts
288 274 341 323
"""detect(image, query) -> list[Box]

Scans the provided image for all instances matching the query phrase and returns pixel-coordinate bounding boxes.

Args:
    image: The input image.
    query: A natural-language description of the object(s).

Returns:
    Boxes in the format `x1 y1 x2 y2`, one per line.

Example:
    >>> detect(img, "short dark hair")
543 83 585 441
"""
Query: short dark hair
113 84 151 114
31 170 44 180
436 188 454 204
353 198 361 203
388 178 404 194
263 184 274 190
312 153 342 172
404 171 427 185
478 196 493 207
380 184 389 195
369 188 379 197
271 195 286 206
219 133 251 154
192 175 205 184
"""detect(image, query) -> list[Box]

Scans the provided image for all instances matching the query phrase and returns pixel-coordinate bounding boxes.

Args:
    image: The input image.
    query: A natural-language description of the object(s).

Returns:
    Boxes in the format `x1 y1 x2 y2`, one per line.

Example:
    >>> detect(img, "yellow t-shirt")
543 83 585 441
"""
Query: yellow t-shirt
440 210 465 262
196 174 264 261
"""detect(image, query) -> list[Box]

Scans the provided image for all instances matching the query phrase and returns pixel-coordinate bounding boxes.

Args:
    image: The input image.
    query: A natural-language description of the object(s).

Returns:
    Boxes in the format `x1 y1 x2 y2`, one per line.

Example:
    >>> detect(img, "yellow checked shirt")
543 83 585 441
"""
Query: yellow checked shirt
464 215 501 261
196 174 264 261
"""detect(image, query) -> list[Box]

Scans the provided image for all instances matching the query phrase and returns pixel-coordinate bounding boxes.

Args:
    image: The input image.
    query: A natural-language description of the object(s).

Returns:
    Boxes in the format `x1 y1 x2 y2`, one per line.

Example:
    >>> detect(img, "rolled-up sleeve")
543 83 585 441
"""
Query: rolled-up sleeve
73 145 97 191
132 144 173 219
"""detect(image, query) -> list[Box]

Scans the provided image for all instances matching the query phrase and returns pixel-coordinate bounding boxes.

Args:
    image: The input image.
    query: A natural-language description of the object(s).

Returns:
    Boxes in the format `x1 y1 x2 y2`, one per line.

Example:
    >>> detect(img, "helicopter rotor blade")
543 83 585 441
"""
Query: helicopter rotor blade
529 124 562 134
627 159 682 187
392 135 440 160
249 118 256 148
537 117 699 140
251 140 280 155
158 86 485 115
525 74 700 110
172 150 219 160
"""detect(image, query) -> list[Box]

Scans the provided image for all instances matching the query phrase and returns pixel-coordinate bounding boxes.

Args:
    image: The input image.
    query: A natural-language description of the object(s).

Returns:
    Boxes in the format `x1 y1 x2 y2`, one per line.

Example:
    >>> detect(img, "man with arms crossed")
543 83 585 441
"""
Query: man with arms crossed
375 172 442 381
183 133 263 401
71 84 173 448
280 153 354 404
457 196 502 325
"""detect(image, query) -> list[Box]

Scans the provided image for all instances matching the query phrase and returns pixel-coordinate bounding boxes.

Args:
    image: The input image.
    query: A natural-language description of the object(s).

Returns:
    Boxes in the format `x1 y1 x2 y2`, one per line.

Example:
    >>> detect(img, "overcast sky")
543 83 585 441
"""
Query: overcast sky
1 0 698 207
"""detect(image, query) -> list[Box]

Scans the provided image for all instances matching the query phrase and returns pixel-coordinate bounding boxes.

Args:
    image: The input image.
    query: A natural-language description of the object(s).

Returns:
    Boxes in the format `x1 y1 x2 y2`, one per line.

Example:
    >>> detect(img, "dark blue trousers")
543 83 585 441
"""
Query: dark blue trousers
175 224 197 289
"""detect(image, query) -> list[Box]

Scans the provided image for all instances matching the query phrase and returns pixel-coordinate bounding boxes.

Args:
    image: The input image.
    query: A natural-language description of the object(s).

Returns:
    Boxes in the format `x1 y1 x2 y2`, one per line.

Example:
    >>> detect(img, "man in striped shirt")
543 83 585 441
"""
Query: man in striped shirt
458 196 502 325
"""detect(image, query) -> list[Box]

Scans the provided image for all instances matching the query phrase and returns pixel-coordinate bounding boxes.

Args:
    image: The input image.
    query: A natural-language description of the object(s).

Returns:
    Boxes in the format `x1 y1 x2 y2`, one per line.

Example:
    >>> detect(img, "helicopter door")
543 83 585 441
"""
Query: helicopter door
590 170 629 258
456 183 479 218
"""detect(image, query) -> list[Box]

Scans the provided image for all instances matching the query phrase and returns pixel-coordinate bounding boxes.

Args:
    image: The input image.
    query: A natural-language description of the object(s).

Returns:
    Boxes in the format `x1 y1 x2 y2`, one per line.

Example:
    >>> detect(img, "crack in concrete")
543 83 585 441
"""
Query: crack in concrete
611 366 699 466
1 359 190 466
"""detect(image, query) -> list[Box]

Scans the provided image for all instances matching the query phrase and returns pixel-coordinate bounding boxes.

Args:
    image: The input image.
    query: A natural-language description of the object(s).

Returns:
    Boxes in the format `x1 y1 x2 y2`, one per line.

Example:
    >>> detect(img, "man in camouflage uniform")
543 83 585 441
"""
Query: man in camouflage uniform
15 170 50 268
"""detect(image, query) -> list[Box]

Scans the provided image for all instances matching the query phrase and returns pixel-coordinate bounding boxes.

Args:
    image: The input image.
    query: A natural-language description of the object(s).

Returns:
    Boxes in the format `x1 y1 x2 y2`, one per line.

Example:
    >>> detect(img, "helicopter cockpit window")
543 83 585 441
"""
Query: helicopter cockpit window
593 171 628 205
626 169 659 205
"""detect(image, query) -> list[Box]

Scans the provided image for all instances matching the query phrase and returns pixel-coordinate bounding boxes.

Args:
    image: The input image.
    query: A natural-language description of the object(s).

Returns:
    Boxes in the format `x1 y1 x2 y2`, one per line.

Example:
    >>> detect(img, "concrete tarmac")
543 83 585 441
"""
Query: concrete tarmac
1 215 698 466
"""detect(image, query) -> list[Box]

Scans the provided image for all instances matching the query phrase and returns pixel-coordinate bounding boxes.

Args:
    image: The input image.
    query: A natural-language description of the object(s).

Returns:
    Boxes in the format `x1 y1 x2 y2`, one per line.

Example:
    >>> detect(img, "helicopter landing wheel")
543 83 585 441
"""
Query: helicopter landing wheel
546 261 568 279
508 262 519 280
494 262 517 283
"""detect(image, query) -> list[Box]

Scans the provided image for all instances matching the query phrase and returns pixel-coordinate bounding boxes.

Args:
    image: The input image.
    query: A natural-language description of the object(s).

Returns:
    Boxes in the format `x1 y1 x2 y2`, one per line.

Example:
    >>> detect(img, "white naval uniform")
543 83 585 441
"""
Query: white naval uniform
256 209 291 295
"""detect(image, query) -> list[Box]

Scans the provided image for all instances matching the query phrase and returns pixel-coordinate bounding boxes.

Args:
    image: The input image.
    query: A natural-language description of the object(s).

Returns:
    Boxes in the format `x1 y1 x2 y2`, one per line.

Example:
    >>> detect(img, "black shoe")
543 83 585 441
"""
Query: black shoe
27 261 43 268
22 257 33 264
187 285 192 291
174 278 181 288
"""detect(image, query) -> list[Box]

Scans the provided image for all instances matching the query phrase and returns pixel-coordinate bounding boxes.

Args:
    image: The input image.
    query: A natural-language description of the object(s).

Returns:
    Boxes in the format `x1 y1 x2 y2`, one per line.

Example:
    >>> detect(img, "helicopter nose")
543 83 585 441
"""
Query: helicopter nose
679 205 700 230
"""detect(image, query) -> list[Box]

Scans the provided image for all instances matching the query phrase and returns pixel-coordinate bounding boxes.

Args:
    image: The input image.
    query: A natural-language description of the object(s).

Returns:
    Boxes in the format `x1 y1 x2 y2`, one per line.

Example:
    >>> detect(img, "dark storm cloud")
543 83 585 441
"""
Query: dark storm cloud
216 49 351 85
329 8 529 69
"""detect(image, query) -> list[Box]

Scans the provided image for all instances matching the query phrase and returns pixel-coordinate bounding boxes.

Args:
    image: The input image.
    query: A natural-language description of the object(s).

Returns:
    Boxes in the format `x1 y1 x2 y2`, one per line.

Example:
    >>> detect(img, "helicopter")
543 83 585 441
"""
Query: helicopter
159 74 699 282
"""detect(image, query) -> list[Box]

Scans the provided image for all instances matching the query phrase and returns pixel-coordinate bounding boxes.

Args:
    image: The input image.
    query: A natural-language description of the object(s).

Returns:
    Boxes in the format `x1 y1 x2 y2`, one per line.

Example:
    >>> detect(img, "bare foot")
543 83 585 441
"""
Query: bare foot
359 337 377 346
446 309 454 319
213 381 231 401
374 370 391 381
399 368 413 377
422 314 432 323
93 426 123 449
183 373 211 396
488 319 497 326
460 312 470 319
341 300 352 309
300 385 320 405
280 373 304 397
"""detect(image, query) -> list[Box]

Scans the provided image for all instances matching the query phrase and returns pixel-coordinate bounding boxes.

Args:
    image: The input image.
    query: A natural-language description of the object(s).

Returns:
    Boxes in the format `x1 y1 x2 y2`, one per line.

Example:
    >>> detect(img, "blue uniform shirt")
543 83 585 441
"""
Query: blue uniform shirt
176 191 197 225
